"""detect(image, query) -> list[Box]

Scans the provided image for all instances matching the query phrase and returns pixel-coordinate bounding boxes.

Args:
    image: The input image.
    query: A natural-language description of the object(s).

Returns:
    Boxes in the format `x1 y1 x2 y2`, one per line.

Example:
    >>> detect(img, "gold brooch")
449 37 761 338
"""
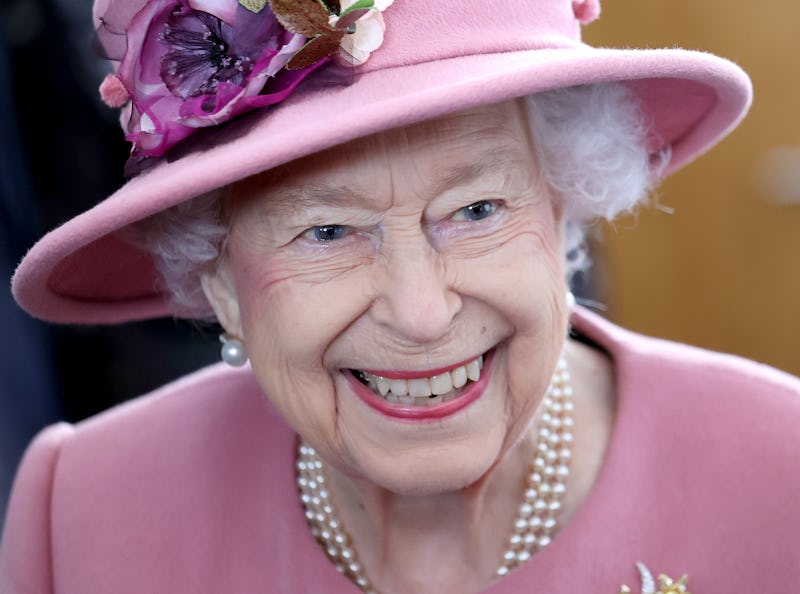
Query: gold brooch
620 562 691 594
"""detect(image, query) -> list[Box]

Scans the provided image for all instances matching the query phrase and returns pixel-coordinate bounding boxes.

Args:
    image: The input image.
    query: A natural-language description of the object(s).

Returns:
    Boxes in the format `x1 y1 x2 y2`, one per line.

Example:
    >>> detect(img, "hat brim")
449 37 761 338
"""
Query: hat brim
13 46 751 323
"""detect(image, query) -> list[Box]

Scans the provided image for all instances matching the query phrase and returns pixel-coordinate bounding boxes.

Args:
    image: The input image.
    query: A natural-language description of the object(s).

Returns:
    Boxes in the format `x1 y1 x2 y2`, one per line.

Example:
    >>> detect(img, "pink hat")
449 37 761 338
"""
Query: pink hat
12 0 752 324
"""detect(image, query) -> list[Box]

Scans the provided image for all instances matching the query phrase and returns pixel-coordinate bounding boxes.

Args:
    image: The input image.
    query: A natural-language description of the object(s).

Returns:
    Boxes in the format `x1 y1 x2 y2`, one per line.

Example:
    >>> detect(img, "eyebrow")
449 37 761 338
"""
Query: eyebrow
263 184 371 217
263 147 528 216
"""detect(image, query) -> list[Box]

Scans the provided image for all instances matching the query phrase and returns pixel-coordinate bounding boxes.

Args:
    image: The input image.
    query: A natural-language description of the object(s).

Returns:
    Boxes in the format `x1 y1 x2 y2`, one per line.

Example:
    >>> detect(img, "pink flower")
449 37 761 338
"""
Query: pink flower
99 74 130 108
572 0 601 25
98 0 322 173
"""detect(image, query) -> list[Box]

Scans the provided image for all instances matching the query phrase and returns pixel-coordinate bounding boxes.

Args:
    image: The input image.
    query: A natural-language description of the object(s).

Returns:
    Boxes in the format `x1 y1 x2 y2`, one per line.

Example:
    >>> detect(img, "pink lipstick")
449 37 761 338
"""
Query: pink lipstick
345 350 494 420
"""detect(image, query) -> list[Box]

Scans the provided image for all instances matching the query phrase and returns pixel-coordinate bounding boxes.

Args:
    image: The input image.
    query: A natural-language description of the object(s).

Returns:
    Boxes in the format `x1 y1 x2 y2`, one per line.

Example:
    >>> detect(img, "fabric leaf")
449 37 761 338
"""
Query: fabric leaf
286 33 342 69
270 0 333 36
335 9 370 29
340 0 374 15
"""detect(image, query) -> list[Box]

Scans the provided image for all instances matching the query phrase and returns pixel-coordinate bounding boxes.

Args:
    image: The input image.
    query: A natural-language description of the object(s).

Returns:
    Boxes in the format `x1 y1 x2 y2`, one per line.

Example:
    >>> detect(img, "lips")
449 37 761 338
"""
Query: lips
345 350 494 420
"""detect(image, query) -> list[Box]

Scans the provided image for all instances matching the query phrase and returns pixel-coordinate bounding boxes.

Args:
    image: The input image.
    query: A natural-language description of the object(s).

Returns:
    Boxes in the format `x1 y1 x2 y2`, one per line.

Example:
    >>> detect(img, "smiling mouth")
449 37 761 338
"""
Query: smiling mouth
350 354 485 407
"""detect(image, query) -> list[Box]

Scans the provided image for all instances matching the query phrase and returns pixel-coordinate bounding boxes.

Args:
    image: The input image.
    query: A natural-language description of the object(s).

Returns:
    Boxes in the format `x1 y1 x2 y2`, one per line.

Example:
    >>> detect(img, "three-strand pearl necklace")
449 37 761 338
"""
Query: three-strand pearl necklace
296 358 574 594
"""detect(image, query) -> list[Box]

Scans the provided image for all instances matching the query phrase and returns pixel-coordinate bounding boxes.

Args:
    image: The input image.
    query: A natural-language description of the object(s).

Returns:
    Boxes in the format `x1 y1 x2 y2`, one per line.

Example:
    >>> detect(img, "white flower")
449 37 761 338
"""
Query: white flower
336 0 394 66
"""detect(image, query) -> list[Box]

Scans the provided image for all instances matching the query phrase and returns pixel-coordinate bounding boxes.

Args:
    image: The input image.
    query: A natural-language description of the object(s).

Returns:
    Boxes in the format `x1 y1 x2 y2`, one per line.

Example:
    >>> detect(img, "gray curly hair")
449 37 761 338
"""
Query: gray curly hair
129 82 664 320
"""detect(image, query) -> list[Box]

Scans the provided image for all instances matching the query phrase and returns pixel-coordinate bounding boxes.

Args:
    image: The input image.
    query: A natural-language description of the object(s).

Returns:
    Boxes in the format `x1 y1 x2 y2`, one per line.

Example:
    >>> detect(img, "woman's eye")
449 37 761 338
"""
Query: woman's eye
304 225 349 242
454 200 498 222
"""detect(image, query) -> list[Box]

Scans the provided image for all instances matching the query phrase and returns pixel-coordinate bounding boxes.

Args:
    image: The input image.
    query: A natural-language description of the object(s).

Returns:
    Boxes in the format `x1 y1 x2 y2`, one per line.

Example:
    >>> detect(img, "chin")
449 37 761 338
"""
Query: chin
341 428 508 497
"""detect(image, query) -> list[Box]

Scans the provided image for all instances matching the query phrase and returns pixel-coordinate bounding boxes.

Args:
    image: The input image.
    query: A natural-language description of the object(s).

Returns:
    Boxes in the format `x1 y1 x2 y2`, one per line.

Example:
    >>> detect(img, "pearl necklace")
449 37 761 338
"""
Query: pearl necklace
296 358 574 594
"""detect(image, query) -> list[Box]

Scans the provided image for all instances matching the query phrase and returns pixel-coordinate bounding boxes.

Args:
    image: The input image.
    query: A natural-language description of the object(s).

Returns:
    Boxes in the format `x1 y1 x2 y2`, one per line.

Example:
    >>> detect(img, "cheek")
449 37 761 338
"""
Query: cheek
228 246 374 372
450 207 565 327
449 212 566 432
227 249 372 449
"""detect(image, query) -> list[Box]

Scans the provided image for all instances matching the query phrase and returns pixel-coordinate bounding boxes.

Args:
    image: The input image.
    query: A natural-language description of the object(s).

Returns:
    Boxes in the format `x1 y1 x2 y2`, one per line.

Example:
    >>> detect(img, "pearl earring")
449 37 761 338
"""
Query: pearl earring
220 333 248 367
566 291 576 310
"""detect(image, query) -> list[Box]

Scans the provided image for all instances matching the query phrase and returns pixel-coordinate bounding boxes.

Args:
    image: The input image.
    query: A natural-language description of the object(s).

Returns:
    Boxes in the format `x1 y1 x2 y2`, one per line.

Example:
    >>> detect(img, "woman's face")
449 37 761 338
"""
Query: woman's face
204 100 569 495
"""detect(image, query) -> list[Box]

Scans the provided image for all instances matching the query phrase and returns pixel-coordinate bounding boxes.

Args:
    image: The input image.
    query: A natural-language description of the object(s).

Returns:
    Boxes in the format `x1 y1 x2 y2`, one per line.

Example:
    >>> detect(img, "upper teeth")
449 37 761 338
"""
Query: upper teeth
359 355 484 399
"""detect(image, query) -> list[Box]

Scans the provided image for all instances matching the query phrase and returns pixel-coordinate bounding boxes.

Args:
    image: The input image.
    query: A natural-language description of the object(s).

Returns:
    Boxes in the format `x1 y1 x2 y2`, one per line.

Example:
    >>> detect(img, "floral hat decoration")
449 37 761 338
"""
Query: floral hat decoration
97 0 395 174
12 0 752 323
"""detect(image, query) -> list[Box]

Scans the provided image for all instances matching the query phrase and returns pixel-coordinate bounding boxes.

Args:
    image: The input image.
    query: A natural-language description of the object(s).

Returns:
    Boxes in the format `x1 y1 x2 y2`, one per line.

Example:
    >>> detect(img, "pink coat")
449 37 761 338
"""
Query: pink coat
2 309 799 593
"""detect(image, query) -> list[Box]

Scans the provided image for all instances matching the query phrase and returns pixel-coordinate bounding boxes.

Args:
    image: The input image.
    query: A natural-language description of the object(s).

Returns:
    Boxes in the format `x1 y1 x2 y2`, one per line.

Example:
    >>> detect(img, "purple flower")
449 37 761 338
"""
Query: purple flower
161 6 279 99
99 0 322 172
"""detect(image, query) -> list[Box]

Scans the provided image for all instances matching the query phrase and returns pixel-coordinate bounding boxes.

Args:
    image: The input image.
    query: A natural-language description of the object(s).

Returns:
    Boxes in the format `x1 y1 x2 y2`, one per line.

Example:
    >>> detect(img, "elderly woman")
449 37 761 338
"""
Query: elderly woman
1 0 799 592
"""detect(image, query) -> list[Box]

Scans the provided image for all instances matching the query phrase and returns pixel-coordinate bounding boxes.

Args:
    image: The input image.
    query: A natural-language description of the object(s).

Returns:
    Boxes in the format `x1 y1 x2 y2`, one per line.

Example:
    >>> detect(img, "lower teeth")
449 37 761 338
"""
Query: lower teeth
390 394 456 406
354 373 465 405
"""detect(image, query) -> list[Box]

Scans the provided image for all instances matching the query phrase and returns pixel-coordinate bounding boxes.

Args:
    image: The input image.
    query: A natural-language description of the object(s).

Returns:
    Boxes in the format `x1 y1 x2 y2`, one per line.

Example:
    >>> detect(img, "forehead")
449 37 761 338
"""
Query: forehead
365 99 532 153
233 99 535 208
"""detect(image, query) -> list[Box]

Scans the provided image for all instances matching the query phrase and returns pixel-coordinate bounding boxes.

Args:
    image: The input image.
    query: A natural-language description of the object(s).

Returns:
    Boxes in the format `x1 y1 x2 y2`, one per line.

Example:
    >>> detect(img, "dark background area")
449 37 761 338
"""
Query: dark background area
1 0 219 528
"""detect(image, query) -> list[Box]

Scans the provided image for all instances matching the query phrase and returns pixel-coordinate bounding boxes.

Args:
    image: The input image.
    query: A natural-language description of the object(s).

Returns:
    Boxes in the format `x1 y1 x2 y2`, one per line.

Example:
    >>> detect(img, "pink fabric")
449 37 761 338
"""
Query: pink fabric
2 309 799 592
11 0 752 324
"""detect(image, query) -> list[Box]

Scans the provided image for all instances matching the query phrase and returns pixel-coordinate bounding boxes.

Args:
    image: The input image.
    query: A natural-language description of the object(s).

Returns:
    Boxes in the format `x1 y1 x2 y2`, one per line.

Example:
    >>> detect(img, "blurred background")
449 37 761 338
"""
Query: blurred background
586 1 800 380
1 0 798 529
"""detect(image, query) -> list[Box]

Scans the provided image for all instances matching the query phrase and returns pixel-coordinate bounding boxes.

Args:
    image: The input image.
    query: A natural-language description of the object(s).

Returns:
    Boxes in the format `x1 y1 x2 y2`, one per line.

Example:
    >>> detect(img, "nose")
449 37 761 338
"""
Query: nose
370 236 462 345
